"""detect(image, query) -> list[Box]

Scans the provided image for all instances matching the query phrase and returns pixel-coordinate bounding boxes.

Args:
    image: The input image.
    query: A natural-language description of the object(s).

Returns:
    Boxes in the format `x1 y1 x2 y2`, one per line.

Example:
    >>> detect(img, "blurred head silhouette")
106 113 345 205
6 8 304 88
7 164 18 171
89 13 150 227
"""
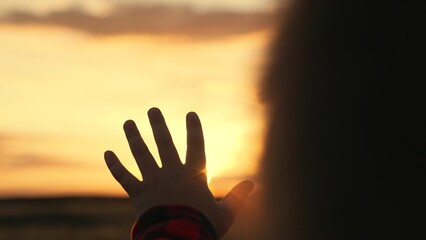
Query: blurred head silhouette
260 0 423 239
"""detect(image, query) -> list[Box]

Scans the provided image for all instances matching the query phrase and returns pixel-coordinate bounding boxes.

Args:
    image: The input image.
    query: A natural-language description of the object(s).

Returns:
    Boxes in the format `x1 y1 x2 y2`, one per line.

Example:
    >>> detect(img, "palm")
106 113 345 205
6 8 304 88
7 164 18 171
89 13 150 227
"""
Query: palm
104 108 254 238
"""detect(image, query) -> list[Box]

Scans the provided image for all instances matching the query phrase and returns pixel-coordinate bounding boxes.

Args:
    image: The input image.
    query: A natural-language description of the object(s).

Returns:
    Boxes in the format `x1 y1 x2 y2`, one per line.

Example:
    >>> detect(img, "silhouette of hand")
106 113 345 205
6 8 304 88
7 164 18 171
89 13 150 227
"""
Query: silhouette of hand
104 108 254 238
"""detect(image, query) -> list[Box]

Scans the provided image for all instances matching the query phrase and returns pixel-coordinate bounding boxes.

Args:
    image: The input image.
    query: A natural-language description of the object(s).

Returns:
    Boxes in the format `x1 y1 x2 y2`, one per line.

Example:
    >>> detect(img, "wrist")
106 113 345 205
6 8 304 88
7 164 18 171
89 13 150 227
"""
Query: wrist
132 204 217 240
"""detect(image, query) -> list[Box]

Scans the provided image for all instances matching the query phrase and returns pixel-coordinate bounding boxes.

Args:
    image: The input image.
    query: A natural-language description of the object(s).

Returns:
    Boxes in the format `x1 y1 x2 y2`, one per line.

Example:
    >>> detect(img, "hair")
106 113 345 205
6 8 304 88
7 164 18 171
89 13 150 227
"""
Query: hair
260 1 424 239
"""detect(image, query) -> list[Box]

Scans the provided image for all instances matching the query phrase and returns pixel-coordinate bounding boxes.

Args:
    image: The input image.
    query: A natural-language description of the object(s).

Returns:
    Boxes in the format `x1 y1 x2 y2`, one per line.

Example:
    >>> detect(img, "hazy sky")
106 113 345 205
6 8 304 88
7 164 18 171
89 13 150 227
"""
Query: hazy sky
0 0 275 16
0 0 273 198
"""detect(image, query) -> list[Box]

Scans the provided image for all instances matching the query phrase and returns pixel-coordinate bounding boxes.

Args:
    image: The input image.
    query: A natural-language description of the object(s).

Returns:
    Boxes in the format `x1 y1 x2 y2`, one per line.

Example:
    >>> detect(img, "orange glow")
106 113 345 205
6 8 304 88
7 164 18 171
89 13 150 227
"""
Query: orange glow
0 25 270 198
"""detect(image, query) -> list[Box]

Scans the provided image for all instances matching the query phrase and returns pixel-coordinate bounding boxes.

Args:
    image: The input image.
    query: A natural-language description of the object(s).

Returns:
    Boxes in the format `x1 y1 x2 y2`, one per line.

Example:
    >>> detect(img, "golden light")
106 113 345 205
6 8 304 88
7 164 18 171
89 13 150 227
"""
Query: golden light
0 23 270 197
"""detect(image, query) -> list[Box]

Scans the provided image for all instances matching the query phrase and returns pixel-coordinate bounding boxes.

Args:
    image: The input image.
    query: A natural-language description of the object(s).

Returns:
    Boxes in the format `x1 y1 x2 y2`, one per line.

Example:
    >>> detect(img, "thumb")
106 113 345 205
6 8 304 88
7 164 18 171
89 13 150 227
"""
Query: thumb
220 180 255 216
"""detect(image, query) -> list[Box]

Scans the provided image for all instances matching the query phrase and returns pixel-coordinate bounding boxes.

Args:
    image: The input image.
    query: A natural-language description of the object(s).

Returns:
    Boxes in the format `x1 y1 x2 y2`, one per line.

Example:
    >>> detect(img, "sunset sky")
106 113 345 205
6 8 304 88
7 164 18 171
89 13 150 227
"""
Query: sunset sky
0 0 275 198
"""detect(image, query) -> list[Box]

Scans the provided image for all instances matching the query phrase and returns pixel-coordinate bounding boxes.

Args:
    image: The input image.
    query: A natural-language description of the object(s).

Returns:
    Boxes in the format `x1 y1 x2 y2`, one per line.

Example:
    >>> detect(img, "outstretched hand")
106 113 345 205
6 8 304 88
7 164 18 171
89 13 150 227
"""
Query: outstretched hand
104 108 254 238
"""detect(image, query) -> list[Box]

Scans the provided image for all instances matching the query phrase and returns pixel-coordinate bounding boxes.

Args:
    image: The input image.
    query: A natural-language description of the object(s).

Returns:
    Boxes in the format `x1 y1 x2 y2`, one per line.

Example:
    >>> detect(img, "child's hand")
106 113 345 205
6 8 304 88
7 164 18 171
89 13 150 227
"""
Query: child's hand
104 108 254 238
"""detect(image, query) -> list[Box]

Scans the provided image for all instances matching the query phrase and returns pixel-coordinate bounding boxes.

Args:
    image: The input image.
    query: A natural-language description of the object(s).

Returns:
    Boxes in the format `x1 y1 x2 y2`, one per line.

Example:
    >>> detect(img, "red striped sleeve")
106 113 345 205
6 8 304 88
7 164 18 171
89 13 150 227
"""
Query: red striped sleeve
132 205 217 240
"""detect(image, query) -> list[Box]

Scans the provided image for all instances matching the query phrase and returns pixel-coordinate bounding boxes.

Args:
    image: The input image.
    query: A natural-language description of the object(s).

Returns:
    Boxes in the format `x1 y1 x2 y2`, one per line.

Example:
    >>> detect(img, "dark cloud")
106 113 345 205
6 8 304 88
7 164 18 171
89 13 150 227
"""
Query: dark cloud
1 5 273 38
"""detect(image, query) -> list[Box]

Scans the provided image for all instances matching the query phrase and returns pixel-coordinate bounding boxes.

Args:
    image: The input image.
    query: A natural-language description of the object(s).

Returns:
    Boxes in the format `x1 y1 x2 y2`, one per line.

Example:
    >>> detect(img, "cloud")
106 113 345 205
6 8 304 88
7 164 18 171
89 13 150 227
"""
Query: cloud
0 134 84 170
0 5 273 38
0 133 17 155
0 133 16 142
0 153 85 170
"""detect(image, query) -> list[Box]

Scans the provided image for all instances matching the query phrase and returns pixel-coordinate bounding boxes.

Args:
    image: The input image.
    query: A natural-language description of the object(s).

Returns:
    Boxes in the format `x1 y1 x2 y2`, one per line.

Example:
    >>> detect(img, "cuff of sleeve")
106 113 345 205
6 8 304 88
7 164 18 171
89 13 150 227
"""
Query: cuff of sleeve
132 205 217 240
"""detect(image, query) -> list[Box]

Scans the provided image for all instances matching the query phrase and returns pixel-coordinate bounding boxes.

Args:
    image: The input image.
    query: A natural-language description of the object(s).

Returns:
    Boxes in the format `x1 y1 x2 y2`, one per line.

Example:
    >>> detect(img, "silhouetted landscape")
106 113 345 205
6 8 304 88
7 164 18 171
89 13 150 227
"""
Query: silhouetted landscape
0 196 259 240
0 197 135 240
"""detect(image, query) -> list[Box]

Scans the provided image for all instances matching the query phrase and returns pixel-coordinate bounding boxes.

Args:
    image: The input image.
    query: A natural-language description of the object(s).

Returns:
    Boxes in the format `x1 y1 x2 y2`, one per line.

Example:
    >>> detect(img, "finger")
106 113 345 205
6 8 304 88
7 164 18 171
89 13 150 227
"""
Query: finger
220 180 255 217
104 150 140 195
147 108 181 167
185 112 206 171
124 120 159 179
